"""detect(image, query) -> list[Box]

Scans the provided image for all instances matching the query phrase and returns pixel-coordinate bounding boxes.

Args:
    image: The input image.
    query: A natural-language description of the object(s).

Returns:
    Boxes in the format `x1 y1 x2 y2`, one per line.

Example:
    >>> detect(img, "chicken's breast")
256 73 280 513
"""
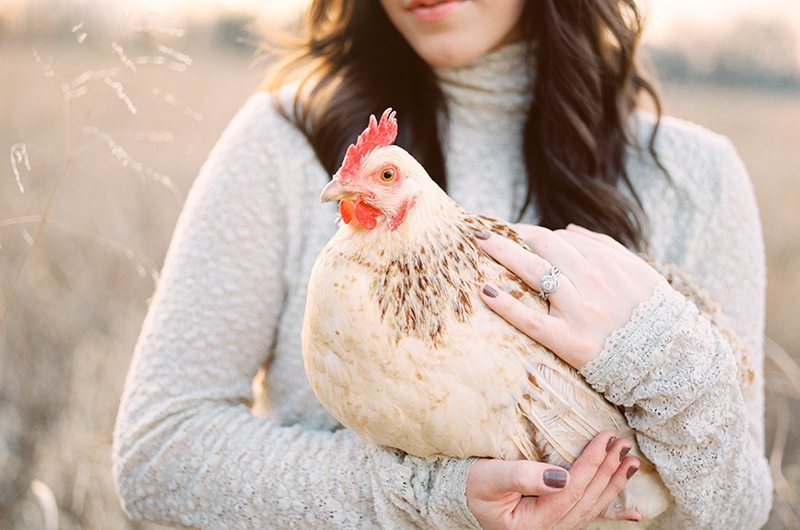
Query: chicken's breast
303 216 627 464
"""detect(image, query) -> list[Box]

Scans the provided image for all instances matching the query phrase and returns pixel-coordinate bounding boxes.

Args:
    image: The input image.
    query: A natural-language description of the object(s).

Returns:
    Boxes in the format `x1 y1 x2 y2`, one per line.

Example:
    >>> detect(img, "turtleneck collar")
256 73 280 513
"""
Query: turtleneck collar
433 40 535 117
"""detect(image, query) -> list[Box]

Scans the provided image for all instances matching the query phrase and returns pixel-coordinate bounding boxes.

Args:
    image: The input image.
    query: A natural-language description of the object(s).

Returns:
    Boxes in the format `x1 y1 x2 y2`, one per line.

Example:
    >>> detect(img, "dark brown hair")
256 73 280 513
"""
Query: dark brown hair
265 0 664 250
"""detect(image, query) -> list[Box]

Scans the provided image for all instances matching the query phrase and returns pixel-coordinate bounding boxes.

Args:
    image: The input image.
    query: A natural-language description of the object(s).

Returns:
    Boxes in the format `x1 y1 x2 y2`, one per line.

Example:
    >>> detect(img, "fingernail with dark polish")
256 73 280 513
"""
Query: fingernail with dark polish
474 231 491 240
543 469 567 488
482 285 498 298
626 466 639 479
605 436 616 452
620 446 631 461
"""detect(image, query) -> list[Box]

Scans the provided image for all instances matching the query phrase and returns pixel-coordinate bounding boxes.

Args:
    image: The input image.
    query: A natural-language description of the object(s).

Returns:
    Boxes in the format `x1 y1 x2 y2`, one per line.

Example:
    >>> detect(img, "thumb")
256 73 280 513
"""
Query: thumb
482 459 570 497
507 460 570 496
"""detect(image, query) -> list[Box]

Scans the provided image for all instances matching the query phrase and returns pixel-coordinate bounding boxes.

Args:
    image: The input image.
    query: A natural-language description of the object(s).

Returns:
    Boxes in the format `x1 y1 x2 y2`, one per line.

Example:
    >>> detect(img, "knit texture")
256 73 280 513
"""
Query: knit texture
112 42 772 529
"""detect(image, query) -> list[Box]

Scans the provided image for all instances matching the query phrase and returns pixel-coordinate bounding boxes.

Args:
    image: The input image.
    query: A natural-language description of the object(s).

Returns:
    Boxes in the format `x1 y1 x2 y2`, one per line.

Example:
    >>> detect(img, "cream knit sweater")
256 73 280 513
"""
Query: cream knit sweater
112 42 773 529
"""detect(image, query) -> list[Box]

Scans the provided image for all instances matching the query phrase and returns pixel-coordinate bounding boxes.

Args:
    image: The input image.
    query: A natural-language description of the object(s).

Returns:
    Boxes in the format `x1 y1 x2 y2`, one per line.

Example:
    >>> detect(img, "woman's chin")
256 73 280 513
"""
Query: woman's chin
380 0 526 68
411 37 492 68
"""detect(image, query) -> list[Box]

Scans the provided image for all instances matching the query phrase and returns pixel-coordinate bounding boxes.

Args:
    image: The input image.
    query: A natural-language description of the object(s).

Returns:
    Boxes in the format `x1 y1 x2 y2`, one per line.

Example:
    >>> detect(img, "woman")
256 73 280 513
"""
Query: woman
112 1 773 528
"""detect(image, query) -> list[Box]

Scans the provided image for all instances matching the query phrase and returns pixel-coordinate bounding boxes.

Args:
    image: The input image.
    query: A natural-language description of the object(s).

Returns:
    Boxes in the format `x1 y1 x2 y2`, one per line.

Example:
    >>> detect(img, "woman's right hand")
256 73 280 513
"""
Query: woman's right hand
466 431 641 530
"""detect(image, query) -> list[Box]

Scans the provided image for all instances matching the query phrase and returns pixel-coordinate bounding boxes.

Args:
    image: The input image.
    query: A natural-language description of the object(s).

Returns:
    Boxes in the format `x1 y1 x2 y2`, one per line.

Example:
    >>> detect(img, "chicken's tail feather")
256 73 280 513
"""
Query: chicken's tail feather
516 359 633 466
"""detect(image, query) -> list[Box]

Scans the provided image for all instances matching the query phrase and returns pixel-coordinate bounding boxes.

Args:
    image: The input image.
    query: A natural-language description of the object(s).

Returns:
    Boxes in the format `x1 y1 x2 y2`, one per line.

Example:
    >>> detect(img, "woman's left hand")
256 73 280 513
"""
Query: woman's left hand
475 223 665 370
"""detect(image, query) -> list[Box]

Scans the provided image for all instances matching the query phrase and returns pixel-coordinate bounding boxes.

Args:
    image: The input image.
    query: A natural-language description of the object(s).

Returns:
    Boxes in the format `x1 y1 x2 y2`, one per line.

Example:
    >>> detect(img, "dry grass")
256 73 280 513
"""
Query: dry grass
0 36 265 528
1 29 798 530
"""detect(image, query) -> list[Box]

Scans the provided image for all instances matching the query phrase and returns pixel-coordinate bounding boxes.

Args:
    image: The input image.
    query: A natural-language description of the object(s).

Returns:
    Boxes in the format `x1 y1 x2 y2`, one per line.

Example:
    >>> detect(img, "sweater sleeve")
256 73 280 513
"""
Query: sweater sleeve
579 136 772 529
111 93 481 530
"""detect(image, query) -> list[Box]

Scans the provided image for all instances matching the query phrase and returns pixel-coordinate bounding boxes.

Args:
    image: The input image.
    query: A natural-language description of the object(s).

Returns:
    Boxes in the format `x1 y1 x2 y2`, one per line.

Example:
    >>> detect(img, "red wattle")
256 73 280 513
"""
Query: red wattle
339 200 355 224
354 200 380 230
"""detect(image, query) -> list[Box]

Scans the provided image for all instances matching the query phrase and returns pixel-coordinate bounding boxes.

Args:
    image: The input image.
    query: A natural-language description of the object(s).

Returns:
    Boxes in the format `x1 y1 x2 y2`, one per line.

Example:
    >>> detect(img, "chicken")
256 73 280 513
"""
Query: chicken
301 108 671 521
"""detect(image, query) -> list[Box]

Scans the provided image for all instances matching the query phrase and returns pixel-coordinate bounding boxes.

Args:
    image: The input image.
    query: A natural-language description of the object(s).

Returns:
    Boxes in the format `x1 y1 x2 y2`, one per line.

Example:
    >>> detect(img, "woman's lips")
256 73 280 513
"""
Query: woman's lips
407 0 465 23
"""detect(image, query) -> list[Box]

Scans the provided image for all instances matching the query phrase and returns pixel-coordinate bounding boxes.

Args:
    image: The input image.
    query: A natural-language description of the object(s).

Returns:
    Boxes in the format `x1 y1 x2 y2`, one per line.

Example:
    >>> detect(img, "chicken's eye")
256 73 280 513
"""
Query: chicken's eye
380 168 396 182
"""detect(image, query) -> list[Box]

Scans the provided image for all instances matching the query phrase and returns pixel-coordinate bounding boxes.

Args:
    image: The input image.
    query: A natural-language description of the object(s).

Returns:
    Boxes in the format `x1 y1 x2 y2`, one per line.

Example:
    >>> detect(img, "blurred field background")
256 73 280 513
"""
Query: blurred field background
1 0 798 528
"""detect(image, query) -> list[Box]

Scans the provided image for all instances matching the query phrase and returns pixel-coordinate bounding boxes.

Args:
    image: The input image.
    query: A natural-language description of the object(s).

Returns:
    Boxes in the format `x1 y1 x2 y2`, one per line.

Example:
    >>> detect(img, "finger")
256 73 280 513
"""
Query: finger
497 459 572 496
553 229 610 259
594 457 642 522
480 283 568 347
509 224 587 272
551 229 619 272
557 227 644 273
566 224 631 254
556 438 636 527
557 229 652 281
563 431 617 486
581 437 634 500
608 506 643 522
538 432 617 517
474 231 559 294
601 506 642 523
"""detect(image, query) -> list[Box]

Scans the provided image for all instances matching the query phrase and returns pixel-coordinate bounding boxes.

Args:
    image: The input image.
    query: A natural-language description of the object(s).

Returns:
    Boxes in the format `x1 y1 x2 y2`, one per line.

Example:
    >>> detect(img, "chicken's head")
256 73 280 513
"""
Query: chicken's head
320 108 424 231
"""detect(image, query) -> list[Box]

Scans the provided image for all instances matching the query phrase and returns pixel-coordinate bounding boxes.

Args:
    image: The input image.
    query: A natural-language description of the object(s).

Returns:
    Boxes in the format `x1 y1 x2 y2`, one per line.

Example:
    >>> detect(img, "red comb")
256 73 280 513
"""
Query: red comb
336 108 398 182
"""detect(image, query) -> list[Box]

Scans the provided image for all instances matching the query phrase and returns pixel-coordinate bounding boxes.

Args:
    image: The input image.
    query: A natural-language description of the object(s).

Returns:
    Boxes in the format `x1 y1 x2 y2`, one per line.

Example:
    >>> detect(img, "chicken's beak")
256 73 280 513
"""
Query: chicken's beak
320 179 357 203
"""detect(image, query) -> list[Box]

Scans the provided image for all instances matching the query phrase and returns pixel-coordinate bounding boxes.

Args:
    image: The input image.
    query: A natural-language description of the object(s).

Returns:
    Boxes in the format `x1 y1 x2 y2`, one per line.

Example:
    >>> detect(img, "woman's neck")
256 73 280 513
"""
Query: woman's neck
433 40 535 117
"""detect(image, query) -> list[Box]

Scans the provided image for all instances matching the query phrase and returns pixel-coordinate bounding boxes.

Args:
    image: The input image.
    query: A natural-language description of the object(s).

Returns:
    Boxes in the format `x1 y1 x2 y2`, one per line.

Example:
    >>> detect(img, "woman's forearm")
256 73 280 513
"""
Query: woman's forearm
114 398 476 529
580 283 772 529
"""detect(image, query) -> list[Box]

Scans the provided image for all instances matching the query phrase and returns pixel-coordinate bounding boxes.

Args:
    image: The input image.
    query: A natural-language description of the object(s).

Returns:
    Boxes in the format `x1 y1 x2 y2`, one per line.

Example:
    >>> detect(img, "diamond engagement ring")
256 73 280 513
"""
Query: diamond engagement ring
538 266 560 300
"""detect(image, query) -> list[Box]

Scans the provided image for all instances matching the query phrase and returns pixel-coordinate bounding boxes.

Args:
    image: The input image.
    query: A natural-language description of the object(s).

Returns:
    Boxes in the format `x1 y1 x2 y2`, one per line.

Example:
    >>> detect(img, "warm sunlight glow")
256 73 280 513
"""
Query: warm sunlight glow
646 0 800 43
